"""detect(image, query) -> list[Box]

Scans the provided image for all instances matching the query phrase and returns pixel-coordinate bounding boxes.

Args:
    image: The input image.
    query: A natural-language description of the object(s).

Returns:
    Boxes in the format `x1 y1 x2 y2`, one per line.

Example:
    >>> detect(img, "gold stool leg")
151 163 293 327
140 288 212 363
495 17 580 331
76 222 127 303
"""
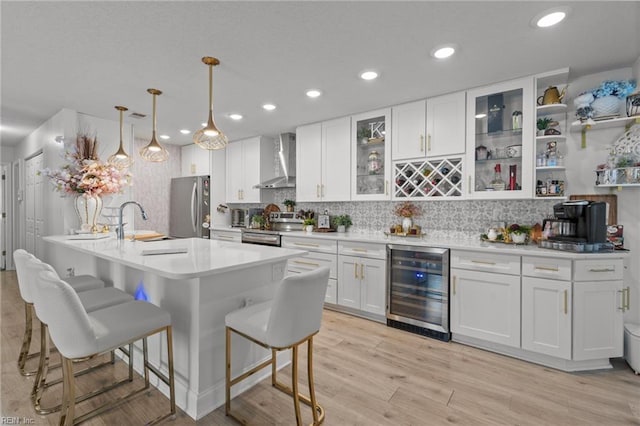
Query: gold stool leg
166 326 176 417
60 357 75 426
292 344 302 426
18 302 37 376
225 327 231 416
31 325 52 414
307 337 319 425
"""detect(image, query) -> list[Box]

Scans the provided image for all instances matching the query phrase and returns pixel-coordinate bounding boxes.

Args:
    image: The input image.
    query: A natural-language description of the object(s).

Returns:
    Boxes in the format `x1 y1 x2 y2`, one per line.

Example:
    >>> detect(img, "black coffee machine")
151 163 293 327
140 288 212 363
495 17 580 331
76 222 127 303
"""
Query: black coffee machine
544 200 607 243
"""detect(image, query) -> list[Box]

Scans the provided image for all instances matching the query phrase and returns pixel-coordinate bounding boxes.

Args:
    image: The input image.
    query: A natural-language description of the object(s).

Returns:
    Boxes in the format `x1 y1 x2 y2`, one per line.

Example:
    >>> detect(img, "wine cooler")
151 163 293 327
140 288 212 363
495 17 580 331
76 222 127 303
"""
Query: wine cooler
386 244 450 341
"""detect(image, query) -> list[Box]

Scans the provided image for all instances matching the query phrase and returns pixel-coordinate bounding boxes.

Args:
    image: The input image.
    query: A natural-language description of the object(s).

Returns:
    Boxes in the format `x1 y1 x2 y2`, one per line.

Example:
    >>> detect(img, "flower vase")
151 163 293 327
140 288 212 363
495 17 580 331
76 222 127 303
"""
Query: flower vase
511 233 526 244
337 225 346 233
74 195 103 233
591 95 621 118
402 217 412 234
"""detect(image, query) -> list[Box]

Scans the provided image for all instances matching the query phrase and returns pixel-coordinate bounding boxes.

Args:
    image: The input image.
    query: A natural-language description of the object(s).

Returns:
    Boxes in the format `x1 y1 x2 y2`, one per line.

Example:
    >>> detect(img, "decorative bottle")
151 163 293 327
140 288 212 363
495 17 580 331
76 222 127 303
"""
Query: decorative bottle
491 164 506 191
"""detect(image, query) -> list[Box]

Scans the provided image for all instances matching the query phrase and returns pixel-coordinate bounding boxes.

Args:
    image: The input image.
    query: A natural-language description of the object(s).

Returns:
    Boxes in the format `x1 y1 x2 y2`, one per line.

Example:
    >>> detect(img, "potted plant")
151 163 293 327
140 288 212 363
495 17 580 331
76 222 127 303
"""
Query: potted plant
508 223 531 244
332 215 353 233
303 218 316 233
283 199 296 212
251 214 265 229
393 201 421 233
536 117 552 136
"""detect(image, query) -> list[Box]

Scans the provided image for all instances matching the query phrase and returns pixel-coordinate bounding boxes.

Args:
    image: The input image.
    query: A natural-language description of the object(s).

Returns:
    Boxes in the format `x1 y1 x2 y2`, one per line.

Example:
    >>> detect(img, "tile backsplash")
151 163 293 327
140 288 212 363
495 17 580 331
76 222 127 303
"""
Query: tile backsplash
229 188 558 233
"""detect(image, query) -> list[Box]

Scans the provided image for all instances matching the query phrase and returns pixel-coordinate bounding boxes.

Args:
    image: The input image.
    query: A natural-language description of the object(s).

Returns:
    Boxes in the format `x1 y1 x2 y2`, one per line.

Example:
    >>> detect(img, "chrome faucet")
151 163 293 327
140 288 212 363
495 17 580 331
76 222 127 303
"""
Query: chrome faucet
117 201 148 240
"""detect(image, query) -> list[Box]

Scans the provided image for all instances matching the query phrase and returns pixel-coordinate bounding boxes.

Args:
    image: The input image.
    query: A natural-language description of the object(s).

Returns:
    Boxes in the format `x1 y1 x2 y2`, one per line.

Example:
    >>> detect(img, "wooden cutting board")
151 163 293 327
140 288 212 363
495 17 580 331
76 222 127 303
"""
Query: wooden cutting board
569 194 617 224
125 232 166 241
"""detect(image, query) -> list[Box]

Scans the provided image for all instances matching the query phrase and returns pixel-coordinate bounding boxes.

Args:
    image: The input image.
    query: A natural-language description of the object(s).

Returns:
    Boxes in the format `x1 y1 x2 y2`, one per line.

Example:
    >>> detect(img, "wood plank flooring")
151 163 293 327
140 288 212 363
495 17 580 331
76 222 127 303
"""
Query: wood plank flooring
2 269 639 425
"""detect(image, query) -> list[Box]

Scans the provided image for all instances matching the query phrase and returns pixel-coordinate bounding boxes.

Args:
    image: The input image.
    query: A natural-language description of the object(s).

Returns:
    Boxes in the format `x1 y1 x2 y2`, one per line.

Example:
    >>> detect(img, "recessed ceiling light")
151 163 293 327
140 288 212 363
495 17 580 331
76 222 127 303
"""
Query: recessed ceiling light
229 114 243 120
431 45 456 59
475 113 487 119
306 89 322 98
180 129 191 134
159 134 170 140
262 104 276 111
360 71 378 81
533 7 569 28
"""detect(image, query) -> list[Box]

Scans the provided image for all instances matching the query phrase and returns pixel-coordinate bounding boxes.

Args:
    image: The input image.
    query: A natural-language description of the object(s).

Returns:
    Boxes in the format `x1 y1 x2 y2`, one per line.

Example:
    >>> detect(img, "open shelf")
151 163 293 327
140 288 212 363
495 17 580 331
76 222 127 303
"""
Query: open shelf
536 135 566 142
536 166 566 171
537 104 568 116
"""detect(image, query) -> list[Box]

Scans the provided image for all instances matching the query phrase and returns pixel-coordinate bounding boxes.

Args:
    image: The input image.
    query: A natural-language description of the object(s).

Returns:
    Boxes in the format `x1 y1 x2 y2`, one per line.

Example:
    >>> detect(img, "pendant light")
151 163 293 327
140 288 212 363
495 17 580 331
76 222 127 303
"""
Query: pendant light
139 88 169 162
193 56 228 150
107 106 134 169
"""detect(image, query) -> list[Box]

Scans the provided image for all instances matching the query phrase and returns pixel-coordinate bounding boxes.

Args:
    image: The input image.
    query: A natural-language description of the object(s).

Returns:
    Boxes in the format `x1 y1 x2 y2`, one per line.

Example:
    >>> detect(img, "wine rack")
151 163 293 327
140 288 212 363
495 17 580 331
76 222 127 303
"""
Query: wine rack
393 157 463 199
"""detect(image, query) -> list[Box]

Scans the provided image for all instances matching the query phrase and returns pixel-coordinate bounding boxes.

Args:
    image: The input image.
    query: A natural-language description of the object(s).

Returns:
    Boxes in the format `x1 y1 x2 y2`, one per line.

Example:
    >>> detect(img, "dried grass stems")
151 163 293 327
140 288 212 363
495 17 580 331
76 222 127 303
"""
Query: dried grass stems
74 133 99 161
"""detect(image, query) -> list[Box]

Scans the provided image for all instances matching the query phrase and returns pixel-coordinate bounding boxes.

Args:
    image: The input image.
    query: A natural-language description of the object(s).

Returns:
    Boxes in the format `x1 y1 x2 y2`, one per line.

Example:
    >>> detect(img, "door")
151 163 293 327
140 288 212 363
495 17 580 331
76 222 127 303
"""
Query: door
337 255 361 309
25 153 44 257
451 268 521 347
322 117 351 201
296 123 322 202
0 165 6 269
426 91 466 157
392 100 426 160
225 141 243 202
573 280 624 360
522 277 571 359
360 257 386 315
170 177 202 238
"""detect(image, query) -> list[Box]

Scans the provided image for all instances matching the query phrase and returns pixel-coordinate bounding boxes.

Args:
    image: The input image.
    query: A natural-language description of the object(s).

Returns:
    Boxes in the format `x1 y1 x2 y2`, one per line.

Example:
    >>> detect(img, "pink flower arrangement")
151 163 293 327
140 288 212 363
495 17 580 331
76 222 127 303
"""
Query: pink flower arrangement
393 201 421 218
40 133 131 197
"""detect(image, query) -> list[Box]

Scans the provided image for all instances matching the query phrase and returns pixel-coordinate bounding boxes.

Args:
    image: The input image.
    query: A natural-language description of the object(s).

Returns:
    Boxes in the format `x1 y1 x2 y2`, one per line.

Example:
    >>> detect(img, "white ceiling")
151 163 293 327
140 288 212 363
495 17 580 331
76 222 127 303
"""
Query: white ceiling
2 1 639 148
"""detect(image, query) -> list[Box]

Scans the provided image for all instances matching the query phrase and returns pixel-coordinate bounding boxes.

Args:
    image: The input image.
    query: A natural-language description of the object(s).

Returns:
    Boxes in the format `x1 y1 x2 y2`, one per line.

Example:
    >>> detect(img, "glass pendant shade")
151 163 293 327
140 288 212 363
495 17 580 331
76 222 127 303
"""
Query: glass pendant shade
140 88 169 162
108 106 134 169
193 56 228 150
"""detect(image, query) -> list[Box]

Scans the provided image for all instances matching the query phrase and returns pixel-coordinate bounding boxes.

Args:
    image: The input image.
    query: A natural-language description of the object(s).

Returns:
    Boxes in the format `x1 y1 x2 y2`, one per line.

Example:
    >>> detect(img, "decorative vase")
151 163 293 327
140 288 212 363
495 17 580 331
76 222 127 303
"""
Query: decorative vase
305 225 314 233
74 195 103 233
511 233 526 244
591 95 621 118
337 225 346 233
286 205 294 212
402 217 412 234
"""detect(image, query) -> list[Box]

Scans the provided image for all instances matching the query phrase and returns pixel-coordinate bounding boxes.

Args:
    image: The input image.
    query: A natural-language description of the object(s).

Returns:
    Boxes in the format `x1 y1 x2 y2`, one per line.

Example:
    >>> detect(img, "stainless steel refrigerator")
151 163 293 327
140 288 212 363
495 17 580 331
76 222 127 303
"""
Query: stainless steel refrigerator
169 176 210 238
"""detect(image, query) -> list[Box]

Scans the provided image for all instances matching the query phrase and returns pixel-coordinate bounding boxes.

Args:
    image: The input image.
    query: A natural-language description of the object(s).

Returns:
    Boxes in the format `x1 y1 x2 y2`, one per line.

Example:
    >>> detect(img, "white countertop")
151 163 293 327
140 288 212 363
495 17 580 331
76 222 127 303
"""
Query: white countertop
43 235 306 279
210 226 629 260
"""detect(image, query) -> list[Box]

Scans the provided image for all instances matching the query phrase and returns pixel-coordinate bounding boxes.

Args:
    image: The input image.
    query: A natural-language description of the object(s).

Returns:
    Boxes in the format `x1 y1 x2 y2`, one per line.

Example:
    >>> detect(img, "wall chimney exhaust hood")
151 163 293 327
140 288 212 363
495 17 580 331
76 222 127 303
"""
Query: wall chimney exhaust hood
254 133 296 189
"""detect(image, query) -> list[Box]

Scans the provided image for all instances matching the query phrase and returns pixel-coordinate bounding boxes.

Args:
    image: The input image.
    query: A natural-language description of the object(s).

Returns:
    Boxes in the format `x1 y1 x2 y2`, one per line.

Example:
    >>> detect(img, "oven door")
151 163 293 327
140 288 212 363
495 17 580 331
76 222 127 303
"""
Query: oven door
241 232 281 247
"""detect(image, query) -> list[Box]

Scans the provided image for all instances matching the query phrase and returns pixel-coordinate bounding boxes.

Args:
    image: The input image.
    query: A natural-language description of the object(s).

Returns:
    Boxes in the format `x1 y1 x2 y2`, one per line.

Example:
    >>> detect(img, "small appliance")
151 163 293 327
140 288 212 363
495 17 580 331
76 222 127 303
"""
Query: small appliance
543 200 607 243
231 209 248 228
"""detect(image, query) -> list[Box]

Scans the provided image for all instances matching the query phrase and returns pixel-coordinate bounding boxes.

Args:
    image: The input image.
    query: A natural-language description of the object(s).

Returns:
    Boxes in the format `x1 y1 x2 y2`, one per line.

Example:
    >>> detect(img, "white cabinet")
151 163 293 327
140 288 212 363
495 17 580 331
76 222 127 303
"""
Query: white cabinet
450 268 521 348
337 241 386 316
210 229 241 243
391 100 426 160
296 117 351 202
181 144 211 176
225 136 274 203
351 108 391 200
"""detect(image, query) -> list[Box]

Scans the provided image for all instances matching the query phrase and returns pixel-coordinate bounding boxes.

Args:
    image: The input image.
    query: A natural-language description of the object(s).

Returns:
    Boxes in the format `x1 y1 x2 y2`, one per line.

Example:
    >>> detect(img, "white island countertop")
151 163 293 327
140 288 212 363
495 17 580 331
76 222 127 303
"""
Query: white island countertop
43 235 306 279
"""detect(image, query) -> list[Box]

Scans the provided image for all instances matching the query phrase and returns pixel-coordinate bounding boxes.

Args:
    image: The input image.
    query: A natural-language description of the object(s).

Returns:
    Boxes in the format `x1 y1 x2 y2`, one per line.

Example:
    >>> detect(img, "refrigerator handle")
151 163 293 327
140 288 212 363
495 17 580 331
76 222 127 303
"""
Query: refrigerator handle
191 182 197 233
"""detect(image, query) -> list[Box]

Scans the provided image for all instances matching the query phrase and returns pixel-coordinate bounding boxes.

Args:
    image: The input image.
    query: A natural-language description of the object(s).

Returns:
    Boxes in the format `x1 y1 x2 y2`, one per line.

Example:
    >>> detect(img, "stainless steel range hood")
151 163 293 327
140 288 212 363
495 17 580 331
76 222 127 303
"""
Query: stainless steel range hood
254 132 296 189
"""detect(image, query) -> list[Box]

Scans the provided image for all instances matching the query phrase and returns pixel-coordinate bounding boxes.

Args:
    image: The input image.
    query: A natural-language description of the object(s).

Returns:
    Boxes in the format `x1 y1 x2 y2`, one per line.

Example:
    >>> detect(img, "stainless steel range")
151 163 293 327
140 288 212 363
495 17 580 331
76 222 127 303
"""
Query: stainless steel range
241 212 304 247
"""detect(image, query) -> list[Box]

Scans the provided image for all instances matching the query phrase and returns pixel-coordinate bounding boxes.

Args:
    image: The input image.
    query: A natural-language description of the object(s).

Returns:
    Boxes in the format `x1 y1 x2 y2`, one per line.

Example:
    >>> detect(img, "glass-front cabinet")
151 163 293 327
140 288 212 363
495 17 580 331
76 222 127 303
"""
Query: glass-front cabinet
351 108 391 200
466 77 534 199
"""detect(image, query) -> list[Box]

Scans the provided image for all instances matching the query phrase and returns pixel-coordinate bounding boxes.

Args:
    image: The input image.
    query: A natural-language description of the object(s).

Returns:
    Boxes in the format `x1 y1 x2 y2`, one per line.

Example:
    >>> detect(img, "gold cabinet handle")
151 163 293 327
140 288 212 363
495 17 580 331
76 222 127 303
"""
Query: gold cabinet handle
385 180 389 195
618 289 626 311
563 289 568 315
351 248 368 253
293 260 321 267
354 263 359 279
360 264 365 280
588 267 615 273
293 242 320 248
322 184 325 197
452 275 457 295
316 184 320 198
534 265 560 272
420 134 425 152
217 235 234 240
471 260 497 266
624 287 631 311
468 176 472 193
427 134 432 151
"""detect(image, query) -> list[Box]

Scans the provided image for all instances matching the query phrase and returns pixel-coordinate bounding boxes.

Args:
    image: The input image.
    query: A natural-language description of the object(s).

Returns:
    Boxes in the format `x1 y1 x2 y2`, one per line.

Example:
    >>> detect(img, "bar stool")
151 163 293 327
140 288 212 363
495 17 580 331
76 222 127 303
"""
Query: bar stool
13 249 105 376
34 269 176 425
225 267 330 425
24 257 134 414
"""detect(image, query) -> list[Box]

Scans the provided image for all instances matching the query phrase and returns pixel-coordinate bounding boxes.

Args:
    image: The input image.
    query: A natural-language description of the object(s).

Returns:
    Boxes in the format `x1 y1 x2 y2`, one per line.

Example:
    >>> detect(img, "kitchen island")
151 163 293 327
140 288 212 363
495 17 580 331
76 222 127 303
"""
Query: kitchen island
43 235 306 420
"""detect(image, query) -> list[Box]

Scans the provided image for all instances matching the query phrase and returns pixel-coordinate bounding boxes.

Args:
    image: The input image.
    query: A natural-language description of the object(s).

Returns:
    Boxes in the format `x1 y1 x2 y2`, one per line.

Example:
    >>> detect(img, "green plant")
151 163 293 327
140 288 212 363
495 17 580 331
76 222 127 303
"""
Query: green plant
283 199 296 207
331 214 353 228
537 117 552 131
615 156 634 168
508 223 531 235
303 218 316 226
251 215 265 225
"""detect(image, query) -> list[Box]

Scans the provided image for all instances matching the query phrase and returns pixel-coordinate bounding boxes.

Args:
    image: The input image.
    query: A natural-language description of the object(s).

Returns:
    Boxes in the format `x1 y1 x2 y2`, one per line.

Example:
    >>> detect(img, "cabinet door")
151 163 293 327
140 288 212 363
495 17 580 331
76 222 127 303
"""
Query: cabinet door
426 91 466 157
322 117 351 201
181 144 193 176
225 141 243 202
360 258 386 315
337 256 361 309
451 268 521 347
521 277 571 359
466 77 534 199
392 100 426 160
326 278 338 305
351 108 391 200
573 280 624 361
296 123 323 202
241 138 261 203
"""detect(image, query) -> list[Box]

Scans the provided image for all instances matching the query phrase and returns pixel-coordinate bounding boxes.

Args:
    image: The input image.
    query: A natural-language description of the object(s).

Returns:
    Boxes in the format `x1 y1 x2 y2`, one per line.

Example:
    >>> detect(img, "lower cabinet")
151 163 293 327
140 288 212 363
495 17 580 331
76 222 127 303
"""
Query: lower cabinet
337 255 386 316
210 229 241 243
450 268 521 348
521 276 572 359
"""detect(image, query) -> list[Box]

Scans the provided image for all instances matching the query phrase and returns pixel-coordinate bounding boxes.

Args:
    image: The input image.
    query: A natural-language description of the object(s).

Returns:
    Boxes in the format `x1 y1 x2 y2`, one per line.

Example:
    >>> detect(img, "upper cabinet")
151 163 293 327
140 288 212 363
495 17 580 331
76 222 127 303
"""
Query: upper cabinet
181 144 211 176
351 108 391 200
225 136 274 203
296 117 351 202
391 92 466 161
466 77 534 199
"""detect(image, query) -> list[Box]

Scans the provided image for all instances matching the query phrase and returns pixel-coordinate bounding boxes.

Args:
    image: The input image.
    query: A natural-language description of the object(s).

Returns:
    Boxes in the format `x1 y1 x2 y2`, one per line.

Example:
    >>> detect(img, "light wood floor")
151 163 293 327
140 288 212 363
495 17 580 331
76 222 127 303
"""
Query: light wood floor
2 269 639 425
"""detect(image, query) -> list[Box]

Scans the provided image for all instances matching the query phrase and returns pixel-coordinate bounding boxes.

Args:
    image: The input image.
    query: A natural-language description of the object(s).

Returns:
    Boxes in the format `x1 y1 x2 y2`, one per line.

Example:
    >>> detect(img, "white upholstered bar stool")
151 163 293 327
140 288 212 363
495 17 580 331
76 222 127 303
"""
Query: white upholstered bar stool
23 257 135 414
225 267 330 426
13 249 105 377
34 270 176 425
